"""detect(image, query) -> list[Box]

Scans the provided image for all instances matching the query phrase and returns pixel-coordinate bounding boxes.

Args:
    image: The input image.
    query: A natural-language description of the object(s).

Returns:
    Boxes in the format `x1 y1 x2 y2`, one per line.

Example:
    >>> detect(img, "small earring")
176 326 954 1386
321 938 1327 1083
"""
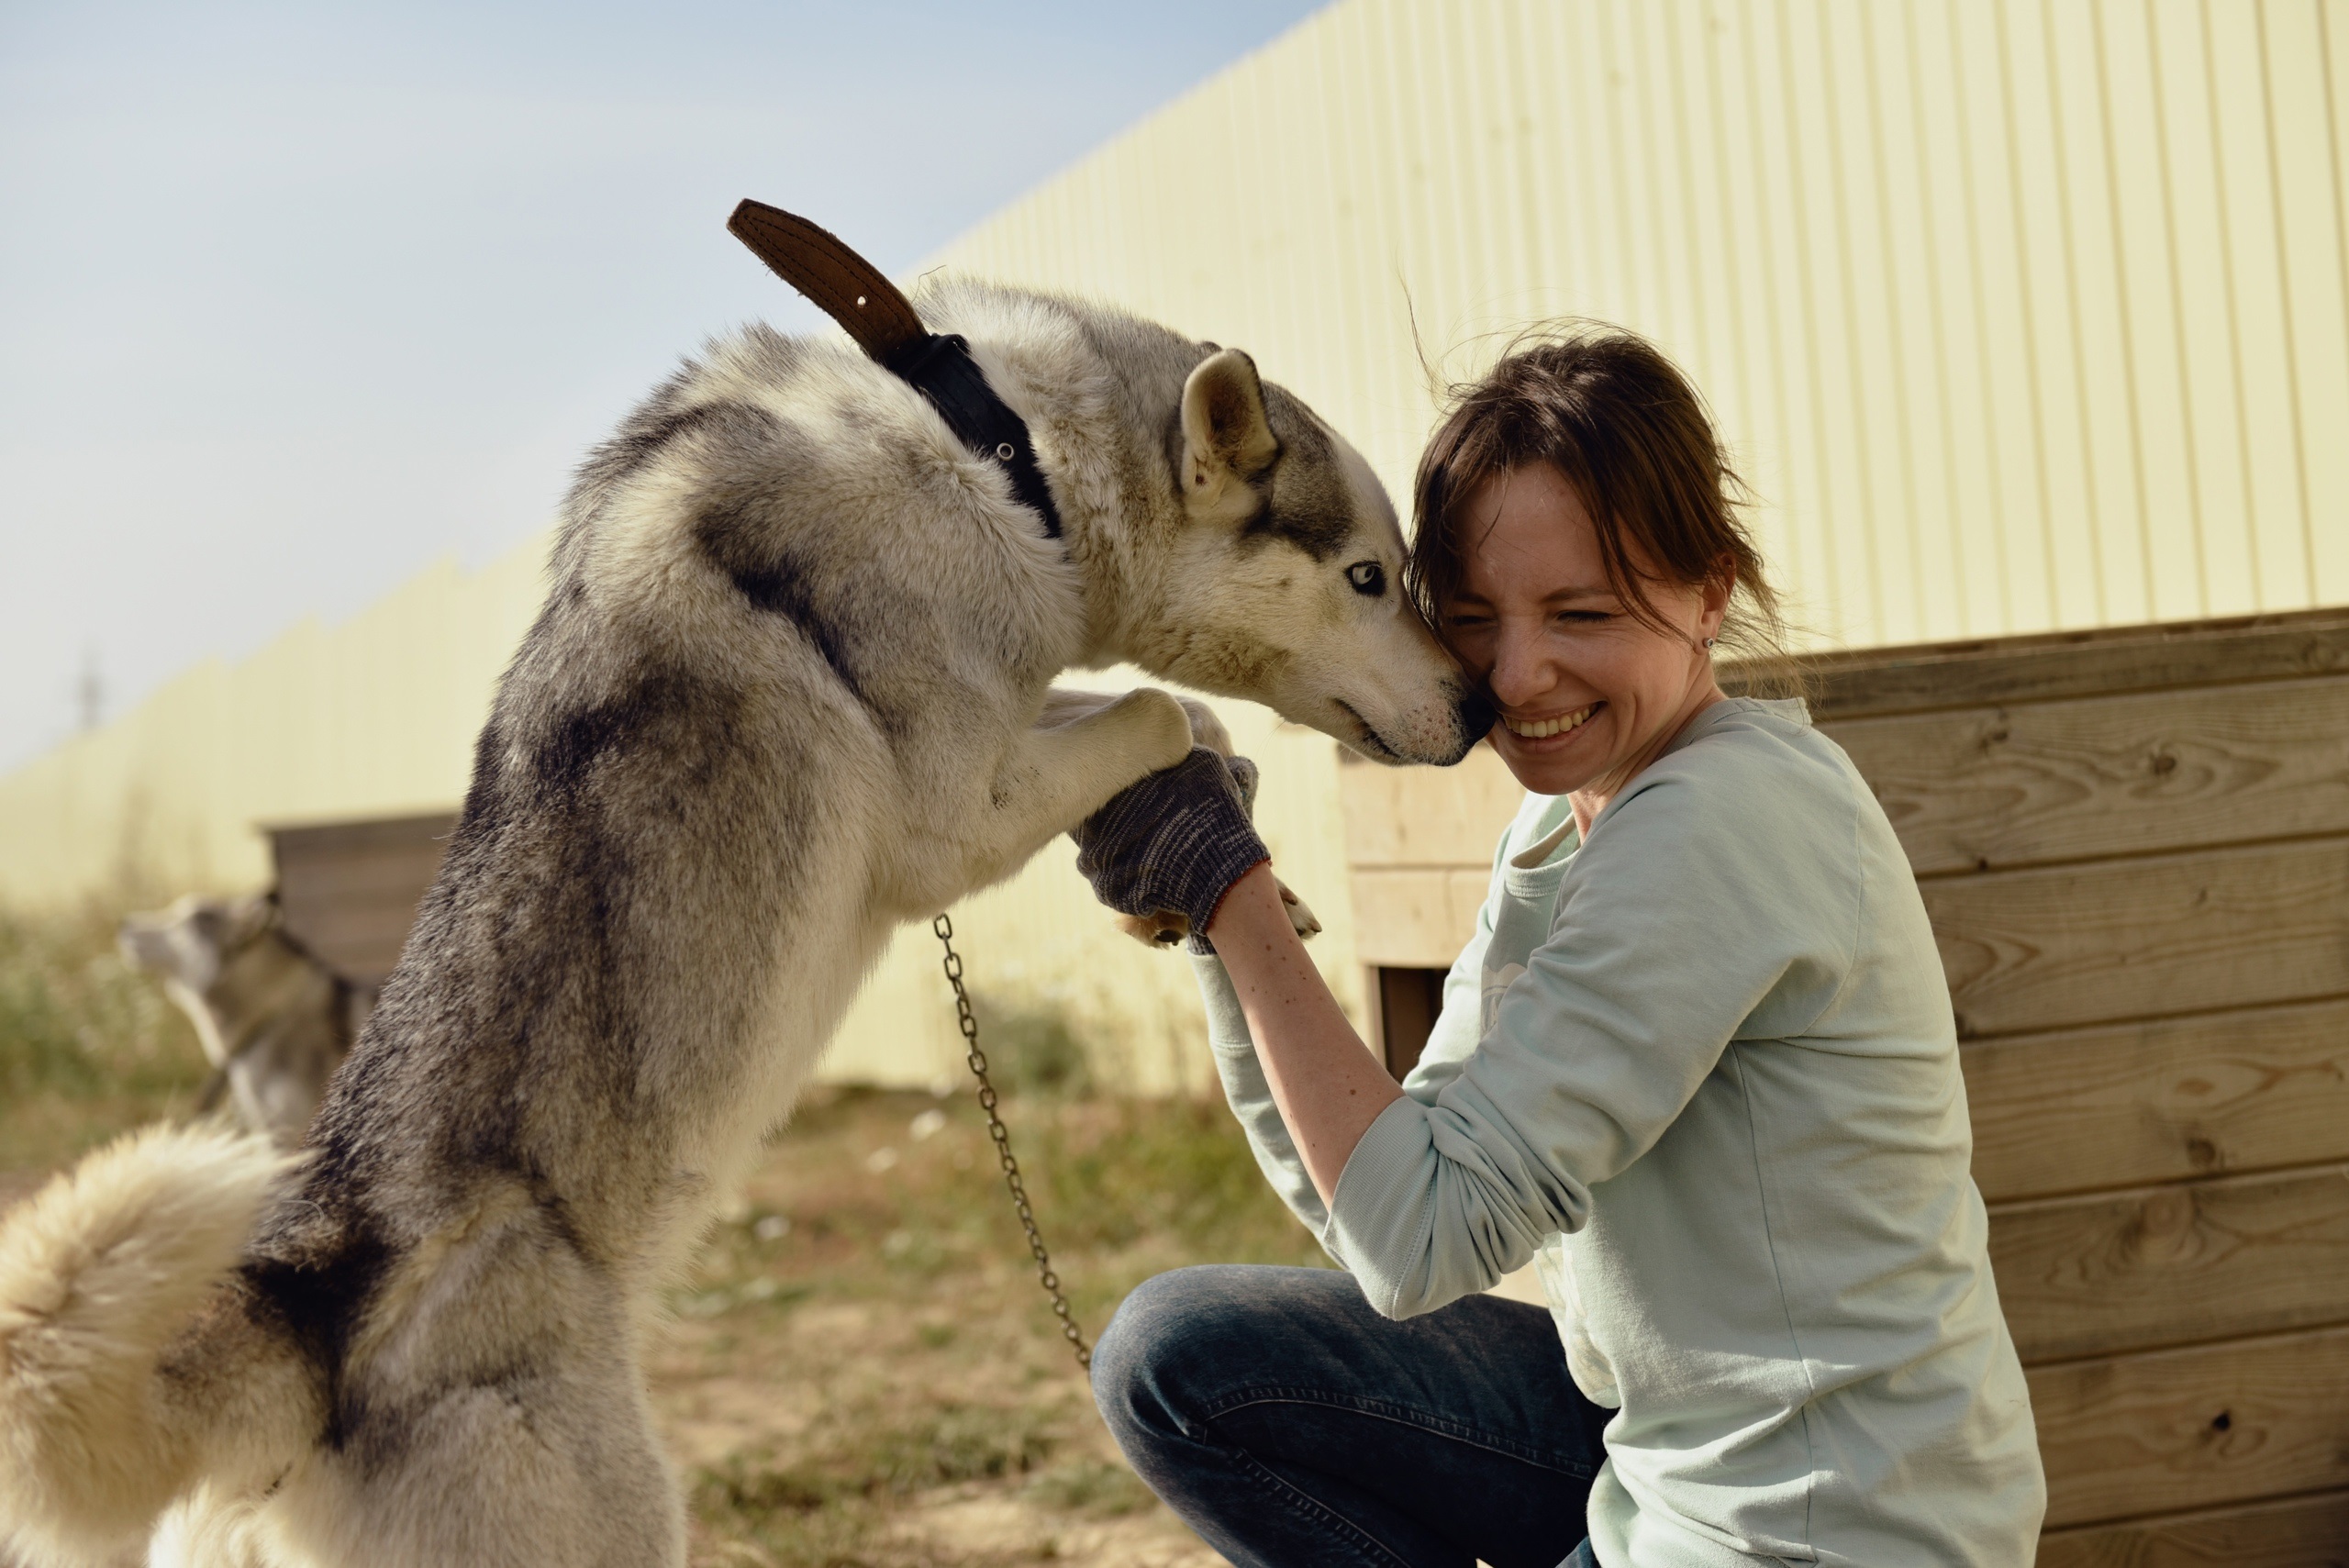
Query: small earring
1700 636 1717 651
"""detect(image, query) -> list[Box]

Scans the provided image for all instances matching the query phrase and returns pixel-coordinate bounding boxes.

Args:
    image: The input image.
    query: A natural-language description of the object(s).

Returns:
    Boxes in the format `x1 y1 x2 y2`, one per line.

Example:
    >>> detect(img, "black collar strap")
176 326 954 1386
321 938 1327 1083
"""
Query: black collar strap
726 199 1063 539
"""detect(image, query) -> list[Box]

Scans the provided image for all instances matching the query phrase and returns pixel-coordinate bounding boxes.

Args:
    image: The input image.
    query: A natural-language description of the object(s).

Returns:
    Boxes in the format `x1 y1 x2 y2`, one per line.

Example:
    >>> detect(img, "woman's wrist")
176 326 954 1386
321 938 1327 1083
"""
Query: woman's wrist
1202 861 1286 952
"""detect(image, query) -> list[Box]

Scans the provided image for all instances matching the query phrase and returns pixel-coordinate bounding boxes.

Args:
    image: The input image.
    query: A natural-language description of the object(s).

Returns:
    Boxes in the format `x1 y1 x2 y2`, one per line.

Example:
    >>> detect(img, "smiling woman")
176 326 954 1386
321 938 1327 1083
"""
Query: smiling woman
1405 328 1791 822
1404 329 1785 832
1433 462 1725 822
1070 325 2046 1567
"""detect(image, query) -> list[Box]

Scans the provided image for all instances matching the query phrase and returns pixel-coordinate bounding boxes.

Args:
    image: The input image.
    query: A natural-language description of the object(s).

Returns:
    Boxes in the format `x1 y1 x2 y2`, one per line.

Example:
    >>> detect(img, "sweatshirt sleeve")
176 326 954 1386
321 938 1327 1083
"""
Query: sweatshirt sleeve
1191 951 1332 1234
1326 755 1861 1320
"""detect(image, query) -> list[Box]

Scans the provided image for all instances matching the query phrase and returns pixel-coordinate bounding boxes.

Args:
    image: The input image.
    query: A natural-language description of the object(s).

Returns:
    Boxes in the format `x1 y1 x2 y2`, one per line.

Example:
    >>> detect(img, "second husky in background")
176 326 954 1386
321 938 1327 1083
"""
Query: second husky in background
0 277 1486 1568
118 893 353 1148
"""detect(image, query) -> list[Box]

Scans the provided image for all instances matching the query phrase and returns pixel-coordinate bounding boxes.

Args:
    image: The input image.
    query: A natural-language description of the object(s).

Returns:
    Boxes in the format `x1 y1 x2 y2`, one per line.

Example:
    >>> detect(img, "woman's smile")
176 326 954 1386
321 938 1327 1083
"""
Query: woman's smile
1498 702 1600 745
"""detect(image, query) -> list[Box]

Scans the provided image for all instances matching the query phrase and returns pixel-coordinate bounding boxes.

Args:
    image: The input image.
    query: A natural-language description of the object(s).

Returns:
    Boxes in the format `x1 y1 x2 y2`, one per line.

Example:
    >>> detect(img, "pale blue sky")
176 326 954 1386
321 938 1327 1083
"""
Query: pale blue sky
0 0 1326 772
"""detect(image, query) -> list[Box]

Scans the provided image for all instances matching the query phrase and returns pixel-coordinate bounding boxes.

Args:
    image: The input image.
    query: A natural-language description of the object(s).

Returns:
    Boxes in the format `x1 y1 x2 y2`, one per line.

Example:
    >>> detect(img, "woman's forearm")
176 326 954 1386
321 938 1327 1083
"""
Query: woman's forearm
1206 863 1404 1204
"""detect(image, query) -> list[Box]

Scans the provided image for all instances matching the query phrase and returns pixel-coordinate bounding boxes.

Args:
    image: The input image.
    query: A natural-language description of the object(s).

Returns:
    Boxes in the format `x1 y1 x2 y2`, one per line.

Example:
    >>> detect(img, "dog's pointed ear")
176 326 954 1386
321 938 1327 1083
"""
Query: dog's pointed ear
1180 349 1280 523
219 895 275 951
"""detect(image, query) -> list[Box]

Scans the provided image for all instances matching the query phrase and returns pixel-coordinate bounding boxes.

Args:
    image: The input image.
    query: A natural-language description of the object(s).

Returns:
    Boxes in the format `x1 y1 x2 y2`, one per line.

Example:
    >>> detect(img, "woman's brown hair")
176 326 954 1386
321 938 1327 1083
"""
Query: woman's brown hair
1404 324 1794 686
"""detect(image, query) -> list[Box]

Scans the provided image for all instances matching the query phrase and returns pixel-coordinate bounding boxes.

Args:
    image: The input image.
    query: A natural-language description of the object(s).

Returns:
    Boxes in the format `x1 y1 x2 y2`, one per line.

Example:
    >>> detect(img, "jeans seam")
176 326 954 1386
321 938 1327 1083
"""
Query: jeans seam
1195 1385 1597 1479
1228 1448 1424 1568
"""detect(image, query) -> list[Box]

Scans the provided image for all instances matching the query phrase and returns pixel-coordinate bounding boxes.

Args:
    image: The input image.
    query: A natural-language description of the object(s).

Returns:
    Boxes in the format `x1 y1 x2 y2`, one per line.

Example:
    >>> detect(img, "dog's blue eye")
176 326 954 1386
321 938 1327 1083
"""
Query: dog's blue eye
1347 561 1385 596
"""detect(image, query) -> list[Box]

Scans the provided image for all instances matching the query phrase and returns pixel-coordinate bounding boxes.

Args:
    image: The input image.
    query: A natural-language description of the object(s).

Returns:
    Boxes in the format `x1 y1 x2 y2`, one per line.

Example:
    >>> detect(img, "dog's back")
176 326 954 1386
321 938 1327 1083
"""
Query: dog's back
200 316 1058 1562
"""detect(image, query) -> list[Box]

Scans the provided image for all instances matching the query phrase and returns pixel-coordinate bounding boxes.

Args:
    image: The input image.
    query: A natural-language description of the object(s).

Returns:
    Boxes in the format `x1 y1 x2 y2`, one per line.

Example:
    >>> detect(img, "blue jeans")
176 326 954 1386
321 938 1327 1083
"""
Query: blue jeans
1093 1264 1607 1568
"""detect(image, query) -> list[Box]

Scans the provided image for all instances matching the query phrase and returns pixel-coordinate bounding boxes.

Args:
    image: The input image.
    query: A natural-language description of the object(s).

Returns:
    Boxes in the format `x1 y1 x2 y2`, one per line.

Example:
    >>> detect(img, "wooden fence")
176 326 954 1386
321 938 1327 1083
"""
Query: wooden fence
1341 607 2349 1560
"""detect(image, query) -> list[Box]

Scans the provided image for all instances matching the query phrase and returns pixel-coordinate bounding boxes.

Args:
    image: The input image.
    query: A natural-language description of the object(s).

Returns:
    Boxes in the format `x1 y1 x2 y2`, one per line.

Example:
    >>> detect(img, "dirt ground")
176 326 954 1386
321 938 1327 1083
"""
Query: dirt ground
0 1082 1340 1568
654 1084 1308 1567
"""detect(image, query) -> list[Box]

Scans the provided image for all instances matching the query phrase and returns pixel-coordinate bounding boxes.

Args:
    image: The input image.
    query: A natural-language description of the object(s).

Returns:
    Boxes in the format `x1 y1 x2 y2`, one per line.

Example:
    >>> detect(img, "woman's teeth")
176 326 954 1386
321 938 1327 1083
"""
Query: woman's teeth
1503 705 1596 740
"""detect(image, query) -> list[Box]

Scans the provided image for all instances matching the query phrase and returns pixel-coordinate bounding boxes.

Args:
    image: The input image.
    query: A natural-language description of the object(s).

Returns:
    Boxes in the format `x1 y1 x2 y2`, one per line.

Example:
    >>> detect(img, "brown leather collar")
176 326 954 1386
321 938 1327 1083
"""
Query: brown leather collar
727 200 1063 539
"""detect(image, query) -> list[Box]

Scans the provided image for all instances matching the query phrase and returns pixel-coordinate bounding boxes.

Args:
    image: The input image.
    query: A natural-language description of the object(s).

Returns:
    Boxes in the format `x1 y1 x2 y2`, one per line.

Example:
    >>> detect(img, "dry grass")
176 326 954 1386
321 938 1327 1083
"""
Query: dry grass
0 898 210 1173
0 905 1321 1565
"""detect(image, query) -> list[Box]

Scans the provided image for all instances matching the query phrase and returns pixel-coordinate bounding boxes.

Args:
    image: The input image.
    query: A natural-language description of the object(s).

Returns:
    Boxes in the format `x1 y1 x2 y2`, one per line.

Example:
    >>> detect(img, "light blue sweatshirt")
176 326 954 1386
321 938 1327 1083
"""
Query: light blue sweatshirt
1194 697 2044 1566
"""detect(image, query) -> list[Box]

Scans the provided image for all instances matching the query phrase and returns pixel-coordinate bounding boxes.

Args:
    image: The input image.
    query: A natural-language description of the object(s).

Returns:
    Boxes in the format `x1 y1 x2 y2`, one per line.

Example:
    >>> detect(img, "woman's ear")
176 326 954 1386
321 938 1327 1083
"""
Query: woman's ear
1701 553 1737 633
1180 348 1281 524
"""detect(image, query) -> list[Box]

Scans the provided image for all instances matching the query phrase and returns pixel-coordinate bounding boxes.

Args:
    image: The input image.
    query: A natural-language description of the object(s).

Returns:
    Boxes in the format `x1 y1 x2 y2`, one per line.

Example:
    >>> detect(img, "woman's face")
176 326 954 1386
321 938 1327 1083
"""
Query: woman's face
1442 462 1729 802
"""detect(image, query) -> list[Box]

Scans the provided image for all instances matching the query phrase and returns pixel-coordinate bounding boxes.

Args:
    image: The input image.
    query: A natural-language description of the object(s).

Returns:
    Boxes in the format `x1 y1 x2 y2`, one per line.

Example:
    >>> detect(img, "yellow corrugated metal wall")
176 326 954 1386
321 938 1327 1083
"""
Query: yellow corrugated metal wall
0 542 550 902
931 0 2349 649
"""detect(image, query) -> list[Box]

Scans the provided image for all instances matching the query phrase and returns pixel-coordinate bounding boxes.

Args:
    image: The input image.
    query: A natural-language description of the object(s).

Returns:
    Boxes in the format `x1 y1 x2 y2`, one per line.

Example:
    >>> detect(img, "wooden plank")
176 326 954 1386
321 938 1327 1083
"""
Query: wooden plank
2035 1488 2349 1568
271 813 456 985
1756 606 2349 721
272 819 456 910
265 812 460 858
1922 839 2349 1039
2029 1325 2349 1529
284 903 430 987
1349 867 1491 969
1825 676 2349 876
275 857 442 920
1964 998 2349 1202
1337 744 1520 868
1988 1164 2349 1363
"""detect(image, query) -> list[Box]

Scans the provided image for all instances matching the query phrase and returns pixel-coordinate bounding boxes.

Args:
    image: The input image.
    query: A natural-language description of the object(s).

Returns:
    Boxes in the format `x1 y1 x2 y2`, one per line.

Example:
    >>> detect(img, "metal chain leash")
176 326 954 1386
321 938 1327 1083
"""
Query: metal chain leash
932 912 1092 1372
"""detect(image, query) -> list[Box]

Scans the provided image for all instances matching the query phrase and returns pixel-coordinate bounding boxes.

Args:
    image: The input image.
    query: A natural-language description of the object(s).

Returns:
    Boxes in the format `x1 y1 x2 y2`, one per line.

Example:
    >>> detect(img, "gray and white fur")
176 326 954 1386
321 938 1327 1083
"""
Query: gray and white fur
0 279 1486 1567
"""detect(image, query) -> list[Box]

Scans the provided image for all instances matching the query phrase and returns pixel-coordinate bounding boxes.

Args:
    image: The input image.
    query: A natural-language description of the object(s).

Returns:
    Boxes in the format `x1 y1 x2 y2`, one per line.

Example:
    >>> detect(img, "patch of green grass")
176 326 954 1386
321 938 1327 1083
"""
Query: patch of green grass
690 1460 878 1568
677 1085 1323 1563
0 900 208 1172
702 1402 1055 1505
691 1089 1327 1335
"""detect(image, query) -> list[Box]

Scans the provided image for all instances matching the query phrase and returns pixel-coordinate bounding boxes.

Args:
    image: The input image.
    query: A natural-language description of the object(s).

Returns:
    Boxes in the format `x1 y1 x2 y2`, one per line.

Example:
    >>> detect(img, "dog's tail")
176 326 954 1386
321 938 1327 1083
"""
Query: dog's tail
0 1124 306 1566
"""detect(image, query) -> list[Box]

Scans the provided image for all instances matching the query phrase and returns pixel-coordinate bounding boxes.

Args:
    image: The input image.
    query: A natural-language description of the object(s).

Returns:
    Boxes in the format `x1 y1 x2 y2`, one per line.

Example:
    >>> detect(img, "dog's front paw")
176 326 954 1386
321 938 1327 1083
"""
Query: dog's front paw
1174 695 1233 757
1278 881 1322 939
1118 908 1192 948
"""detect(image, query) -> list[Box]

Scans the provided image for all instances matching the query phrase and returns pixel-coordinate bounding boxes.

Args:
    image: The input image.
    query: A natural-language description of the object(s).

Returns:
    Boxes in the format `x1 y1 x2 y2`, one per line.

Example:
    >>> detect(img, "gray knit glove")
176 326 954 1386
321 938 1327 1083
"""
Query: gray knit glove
1072 749 1268 951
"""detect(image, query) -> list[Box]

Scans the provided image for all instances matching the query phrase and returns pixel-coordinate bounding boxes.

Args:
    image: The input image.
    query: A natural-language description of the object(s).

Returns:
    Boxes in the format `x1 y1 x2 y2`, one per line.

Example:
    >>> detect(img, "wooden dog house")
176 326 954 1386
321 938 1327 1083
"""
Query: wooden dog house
266 811 458 994
1342 607 2349 1561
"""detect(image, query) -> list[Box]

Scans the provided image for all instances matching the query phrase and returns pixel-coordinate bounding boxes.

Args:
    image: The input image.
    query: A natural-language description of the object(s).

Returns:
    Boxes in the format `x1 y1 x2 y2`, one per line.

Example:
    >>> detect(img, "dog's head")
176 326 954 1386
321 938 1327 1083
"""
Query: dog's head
1138 349 1487 766
118 893 275 995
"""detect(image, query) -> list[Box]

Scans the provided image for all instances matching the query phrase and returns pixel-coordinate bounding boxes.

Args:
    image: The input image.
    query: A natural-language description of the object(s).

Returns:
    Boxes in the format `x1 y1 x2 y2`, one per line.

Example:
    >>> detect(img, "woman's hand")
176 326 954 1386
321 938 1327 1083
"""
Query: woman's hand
1071 748 1269 950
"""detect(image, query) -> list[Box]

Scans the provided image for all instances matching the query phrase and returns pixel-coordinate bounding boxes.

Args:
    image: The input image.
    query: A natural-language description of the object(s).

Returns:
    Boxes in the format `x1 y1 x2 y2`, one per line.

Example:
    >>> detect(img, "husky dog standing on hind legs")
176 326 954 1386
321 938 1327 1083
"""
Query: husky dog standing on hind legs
0 254 1486 1565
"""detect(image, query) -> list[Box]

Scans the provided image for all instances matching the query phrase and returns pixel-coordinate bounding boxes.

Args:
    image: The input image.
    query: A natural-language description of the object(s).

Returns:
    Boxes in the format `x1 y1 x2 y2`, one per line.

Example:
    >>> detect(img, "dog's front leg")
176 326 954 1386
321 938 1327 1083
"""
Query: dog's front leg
1038 685 1232 756
956 686 1196 891
1030 686 1322 947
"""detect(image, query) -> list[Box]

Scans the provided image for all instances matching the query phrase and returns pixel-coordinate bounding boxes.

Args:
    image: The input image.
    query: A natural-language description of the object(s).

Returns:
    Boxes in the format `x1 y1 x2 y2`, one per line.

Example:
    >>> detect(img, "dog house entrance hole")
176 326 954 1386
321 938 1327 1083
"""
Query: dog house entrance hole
1374 966 1448 1082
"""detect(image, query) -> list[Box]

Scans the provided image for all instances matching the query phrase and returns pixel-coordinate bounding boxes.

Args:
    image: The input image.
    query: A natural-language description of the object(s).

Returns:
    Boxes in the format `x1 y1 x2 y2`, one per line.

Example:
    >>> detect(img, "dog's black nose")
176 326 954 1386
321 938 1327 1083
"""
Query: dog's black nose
1454 689 1497 748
